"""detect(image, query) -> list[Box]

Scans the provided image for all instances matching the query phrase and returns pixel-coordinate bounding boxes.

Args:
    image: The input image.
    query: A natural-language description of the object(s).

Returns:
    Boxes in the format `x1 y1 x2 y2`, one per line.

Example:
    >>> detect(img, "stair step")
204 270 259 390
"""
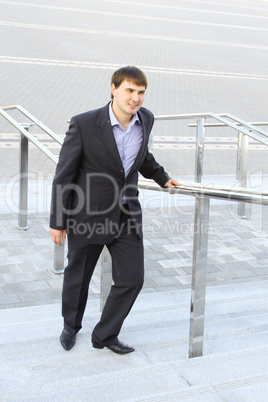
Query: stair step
0 281 267 400
1 346 268 401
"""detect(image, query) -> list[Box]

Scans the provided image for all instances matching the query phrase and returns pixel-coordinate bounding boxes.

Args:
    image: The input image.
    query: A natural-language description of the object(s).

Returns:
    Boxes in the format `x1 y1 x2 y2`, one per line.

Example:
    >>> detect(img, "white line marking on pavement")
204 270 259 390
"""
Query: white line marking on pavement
1 56 268 81
1 21 268 51
100 0 268 19
177 0 268 12
2 0 268 19
184 0 268 12
0 1 268 32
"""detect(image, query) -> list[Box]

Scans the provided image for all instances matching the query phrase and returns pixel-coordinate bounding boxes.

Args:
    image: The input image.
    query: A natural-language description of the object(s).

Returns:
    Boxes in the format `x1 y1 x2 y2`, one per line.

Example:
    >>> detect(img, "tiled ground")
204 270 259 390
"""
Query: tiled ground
0 201 267 309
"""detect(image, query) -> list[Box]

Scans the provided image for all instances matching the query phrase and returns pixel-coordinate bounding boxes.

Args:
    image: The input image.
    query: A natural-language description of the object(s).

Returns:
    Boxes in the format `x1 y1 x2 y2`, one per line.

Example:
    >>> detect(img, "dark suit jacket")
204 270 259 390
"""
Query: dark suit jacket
50 103 170 244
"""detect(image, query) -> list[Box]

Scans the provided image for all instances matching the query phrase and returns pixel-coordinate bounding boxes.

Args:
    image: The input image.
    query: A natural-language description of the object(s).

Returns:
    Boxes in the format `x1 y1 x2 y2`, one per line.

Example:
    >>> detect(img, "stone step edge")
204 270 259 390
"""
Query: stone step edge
1 279 267 318
1 319 268 354
1 345 267 401
1 301 268 332
1 321 268 370
131 373 268 402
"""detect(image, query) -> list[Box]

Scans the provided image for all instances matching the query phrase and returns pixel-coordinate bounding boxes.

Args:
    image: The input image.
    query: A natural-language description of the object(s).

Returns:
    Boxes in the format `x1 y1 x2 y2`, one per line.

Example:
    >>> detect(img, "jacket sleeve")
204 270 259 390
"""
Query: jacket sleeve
139 148 171 188
50 117 83 230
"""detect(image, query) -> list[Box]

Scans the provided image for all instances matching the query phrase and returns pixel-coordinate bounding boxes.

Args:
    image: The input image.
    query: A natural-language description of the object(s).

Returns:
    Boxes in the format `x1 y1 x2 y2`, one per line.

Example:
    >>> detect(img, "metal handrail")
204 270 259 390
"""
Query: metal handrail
210 113 268 145
0 107 59 162
155 111 268 219
141 180 268 359
155 112 268 145
221 113 268 138
138 178 268 204
155 113 211 120
1 105 63 146
188 122 268 128
0 105 61 268
100 179 268 358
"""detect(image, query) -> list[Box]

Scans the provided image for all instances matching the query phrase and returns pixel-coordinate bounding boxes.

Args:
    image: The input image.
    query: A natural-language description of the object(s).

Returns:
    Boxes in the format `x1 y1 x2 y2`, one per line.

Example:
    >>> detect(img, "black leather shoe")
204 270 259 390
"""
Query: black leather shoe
60 329 76 351
93 339 134 354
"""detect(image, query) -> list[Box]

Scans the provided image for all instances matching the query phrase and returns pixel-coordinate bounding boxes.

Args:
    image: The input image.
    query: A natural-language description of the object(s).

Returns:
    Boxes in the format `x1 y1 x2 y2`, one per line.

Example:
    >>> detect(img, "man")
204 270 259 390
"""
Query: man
50 66 179 354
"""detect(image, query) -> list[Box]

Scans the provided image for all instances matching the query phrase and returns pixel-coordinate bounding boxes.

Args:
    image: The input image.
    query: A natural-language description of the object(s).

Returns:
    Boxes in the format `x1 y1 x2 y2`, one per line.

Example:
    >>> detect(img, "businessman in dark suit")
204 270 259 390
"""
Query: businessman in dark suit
50 66 179 354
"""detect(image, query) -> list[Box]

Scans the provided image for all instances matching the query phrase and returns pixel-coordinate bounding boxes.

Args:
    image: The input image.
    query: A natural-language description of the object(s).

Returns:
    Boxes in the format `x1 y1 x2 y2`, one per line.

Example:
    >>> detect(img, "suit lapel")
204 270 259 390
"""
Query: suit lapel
96 104 123 168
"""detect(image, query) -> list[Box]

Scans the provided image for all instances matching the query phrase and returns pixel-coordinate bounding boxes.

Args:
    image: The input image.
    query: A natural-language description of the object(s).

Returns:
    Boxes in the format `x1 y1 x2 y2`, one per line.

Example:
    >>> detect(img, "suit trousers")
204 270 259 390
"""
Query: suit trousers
62 207 144 345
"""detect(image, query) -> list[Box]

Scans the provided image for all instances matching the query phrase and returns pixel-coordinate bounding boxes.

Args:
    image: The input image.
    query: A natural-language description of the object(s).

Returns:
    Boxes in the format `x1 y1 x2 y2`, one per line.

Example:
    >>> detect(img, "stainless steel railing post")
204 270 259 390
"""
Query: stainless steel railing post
52 235 65 274
195 118 205 183
188 195 210 358
237 129 250 218
17 123 33 230
100 246 113 312
236 130 242 181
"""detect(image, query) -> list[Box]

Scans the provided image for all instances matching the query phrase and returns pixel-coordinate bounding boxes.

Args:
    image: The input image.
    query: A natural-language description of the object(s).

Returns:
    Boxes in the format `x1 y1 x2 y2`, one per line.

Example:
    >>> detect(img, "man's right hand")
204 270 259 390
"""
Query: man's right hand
50 228 66 246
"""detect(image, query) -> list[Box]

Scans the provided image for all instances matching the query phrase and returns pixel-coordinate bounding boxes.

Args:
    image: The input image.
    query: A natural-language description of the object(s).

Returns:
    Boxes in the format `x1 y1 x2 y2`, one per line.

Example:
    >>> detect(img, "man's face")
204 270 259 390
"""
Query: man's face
111 80 146 118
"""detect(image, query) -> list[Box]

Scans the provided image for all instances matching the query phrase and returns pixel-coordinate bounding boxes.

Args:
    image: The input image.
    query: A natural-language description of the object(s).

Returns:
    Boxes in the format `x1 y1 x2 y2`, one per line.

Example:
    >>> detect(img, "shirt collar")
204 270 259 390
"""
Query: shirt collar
109 101 140 128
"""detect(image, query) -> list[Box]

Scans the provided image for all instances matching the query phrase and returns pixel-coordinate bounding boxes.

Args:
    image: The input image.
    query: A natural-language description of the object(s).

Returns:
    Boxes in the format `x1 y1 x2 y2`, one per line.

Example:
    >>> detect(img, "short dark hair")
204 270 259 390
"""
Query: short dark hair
111 66 147 99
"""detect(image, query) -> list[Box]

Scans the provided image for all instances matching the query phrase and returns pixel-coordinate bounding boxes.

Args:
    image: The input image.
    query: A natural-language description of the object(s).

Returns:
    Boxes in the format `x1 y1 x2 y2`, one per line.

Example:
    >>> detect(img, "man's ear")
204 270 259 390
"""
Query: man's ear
111 83 116 97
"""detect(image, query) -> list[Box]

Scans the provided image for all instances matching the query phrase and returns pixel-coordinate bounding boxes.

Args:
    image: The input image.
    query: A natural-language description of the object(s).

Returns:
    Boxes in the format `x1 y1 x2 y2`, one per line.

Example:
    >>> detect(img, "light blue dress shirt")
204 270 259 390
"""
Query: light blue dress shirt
109 101 143 179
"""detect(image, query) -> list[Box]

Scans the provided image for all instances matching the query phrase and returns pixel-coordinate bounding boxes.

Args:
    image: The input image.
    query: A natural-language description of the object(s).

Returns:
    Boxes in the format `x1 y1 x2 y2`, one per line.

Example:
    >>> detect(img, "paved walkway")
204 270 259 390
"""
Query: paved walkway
0 177 267 309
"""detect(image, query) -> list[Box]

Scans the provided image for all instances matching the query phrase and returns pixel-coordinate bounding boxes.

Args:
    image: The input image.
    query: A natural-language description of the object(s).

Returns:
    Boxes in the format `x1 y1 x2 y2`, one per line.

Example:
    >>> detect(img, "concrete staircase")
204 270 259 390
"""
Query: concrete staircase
1 281 268 401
